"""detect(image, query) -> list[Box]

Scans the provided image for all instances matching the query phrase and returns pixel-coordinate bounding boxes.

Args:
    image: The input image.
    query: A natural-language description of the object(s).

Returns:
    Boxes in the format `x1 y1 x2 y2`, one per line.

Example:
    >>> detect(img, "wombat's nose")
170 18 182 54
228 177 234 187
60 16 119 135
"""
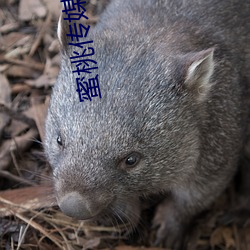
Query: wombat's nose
58 192 93 220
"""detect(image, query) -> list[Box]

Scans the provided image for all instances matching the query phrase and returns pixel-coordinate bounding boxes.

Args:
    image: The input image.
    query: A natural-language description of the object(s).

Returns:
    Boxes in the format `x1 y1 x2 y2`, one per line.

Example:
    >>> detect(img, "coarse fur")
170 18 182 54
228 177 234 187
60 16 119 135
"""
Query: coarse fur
45 0 250 248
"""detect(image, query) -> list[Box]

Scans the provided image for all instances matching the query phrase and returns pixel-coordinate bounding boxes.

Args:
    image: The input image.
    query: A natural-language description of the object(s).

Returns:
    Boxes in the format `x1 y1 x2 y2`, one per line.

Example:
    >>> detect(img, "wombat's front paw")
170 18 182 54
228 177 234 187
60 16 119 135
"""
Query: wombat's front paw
153 217 184 250
152 199 187 250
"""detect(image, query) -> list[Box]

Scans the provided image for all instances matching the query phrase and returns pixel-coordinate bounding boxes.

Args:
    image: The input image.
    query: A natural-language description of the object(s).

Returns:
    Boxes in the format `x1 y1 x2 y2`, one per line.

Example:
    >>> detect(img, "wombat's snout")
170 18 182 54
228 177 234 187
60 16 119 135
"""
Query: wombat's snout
58 192 101 220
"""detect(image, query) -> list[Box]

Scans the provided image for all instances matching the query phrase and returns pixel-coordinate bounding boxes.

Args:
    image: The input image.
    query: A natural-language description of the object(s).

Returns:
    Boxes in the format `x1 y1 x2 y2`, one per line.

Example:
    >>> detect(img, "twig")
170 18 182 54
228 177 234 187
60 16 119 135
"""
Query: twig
0 104 36 127
3 57 44 71
29 12 52 57
0 170 36 186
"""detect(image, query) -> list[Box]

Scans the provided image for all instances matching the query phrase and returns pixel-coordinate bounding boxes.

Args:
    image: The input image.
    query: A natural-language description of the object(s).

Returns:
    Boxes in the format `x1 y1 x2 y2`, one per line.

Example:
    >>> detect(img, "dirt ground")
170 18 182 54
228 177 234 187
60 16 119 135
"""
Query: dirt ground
0 0 250 249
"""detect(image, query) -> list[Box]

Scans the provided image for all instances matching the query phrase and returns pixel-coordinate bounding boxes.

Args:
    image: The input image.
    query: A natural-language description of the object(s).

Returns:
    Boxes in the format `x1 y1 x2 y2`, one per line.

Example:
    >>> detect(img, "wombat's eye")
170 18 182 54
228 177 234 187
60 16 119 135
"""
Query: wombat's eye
57 135 63 146
125 153 140 167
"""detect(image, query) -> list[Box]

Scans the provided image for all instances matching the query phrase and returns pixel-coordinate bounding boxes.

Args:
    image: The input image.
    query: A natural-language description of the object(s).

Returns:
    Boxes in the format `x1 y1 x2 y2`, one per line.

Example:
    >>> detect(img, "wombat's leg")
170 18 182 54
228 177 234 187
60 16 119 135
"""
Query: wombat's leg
153 197 189 249
153 184 217 249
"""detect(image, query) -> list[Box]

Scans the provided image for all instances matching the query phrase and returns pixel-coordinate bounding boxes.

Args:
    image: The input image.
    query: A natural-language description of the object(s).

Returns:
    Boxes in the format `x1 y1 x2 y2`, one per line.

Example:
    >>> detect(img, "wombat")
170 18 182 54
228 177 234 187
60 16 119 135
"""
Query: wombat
44 0 250 248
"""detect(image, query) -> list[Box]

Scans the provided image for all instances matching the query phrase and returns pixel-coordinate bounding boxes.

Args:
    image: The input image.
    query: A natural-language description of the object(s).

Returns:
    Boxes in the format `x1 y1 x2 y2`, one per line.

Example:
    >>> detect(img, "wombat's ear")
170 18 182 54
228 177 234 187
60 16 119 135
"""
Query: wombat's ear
184 48 215 102
57 1 90 54
57 13 71 54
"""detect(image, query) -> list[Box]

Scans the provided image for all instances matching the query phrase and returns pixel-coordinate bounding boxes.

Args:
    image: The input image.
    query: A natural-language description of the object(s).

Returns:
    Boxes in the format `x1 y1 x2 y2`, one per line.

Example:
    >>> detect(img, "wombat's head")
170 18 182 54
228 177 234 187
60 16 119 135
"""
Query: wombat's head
44 15 214 224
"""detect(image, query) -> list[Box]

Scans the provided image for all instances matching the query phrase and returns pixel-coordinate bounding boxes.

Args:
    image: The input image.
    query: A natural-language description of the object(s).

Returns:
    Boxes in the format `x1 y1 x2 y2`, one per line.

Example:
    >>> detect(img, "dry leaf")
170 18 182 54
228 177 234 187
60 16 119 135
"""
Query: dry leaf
0 128 38 170
210 227 224 249
18 0 47 21
0 185 54 217
6 65 40 78
222 227 235 249
0 73 11 137
0 32 27 51
43 0 62 19
28 100 49 142
210 226 235 249
103 246 166 250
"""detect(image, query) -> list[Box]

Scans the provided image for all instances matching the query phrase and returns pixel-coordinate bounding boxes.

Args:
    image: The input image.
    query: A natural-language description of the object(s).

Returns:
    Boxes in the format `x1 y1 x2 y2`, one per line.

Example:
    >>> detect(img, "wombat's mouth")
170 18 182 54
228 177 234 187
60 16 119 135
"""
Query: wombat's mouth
84 205 140 232
89 197 142 230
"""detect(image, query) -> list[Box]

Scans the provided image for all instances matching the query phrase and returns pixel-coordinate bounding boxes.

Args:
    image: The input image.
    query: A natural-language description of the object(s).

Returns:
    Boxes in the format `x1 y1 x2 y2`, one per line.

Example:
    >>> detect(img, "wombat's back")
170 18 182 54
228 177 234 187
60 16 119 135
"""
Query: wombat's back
97 0 249 74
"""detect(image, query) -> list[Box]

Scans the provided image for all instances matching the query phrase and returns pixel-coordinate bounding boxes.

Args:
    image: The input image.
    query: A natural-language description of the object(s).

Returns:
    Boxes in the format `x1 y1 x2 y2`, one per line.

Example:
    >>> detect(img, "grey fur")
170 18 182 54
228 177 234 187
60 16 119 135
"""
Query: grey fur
45 0 250 248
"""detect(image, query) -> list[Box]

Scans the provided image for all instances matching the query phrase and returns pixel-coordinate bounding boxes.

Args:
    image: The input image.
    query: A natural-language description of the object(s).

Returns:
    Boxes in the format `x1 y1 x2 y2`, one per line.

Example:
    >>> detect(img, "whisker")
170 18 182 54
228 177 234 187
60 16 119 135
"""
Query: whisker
30 137 43 145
